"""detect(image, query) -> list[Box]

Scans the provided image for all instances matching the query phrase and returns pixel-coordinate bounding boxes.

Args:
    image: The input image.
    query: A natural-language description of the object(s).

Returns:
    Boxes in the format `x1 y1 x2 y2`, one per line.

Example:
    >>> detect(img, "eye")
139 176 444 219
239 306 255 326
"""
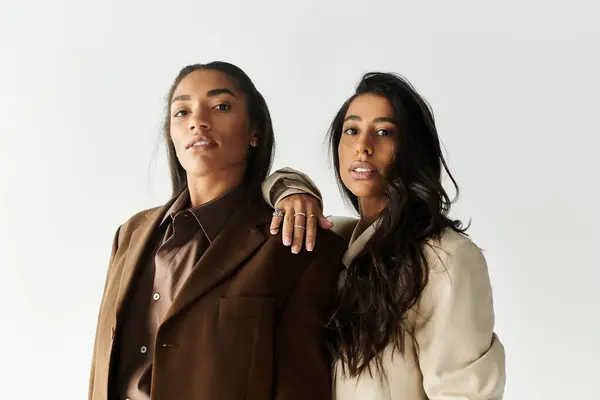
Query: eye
376 129 392 136
173 109 189 118
213 103 231 111
344 127 358 135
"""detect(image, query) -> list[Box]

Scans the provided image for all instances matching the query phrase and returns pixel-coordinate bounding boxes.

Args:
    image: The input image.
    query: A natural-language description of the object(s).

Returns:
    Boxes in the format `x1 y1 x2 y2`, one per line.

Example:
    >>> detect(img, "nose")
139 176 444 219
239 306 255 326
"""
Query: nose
188 110 210 132
356 133 374 156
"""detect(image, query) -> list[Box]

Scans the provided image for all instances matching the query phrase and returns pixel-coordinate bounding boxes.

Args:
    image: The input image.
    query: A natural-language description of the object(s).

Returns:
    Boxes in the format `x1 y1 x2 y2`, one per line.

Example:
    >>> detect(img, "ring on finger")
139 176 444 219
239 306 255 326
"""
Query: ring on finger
294 225 306 230
307 214 315 218
273 208 285 217
294 212 306 217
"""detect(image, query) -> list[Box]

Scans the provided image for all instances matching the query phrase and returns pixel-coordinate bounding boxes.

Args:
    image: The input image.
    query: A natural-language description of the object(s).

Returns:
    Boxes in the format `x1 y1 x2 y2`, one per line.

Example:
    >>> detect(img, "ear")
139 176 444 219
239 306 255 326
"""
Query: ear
250 134 258 148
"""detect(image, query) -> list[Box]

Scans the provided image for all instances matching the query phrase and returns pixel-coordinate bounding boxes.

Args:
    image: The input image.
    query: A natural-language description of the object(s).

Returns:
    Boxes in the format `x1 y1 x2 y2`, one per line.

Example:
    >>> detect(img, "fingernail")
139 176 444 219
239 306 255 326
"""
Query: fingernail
283 236 291 246
307 243 314 252
270 228 279 235
292 245 300 254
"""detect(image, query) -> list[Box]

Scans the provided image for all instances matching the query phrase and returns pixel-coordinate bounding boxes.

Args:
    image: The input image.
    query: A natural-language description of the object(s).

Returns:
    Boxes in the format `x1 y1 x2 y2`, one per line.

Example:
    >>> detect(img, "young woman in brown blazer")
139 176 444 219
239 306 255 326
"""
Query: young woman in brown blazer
88 62 346 400
263 72 506 399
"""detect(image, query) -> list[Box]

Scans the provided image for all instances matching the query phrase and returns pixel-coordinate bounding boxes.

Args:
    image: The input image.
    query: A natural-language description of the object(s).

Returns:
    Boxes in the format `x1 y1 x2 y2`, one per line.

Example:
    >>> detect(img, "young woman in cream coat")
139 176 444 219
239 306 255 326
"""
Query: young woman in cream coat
263 72 506 399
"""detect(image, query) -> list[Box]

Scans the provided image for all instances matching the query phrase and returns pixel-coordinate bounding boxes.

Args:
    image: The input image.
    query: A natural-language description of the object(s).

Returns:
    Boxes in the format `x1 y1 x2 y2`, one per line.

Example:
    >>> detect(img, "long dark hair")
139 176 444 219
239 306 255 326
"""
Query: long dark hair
327 72 468 377
162 61 275 200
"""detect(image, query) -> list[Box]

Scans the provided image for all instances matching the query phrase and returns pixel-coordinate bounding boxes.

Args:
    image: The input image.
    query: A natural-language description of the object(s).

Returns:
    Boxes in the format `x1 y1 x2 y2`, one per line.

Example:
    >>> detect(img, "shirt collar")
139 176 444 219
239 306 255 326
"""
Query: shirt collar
161 185 244 242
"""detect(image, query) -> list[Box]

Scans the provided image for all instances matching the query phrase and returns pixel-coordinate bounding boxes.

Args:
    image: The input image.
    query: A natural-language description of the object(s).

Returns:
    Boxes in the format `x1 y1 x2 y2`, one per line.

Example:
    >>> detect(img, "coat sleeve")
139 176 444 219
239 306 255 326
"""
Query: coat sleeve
88 226 120 400
273 252 342 399
261 167 323 207
414 236 506 399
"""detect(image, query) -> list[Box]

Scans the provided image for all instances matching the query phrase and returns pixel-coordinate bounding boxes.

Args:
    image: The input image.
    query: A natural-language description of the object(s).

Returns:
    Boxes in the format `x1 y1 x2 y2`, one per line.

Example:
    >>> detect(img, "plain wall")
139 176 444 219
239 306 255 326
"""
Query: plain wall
1 1 598 398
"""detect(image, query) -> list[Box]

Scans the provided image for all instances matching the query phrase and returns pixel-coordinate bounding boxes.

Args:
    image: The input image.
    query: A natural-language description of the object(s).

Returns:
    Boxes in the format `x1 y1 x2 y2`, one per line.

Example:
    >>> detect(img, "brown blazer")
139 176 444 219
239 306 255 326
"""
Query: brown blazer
89 196 346 400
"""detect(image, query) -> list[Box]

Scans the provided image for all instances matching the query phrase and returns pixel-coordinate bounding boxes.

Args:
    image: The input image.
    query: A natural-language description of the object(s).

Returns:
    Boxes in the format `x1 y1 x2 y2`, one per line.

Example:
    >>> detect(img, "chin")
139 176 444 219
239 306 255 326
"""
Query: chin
180 161 217 177
343 179 384 199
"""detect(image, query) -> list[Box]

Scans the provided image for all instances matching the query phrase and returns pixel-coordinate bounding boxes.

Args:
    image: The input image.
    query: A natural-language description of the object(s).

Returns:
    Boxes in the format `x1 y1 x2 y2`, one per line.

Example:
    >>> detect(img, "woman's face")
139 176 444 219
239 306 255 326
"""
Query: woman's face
169 69 255 178
338 93 397 200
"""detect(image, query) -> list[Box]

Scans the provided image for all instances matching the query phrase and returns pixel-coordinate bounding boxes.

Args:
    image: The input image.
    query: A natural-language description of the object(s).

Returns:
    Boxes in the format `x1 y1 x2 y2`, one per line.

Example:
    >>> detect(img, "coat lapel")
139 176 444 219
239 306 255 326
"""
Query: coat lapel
115 201 174 316
341 220 378 268
163 200 271 323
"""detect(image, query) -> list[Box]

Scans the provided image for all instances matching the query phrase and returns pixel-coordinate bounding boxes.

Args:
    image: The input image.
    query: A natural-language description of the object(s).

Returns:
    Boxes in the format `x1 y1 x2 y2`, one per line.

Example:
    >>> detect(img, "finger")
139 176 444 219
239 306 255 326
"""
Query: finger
291 210 307 254
282 206 295 246
318 214 334 230
305 203 317 252
270 214 284 235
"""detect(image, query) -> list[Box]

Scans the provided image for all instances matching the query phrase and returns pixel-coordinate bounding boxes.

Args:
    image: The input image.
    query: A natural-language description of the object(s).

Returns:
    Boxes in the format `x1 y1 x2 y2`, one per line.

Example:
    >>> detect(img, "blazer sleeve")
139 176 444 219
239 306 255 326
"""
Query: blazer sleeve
273 253 342 399
88 226 120 399
414 236 506 400
261 167 323 207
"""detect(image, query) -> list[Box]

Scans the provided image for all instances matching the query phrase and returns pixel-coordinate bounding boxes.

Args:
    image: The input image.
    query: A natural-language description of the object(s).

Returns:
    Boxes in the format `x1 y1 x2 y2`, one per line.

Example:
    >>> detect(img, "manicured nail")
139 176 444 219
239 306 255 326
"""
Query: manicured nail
306 243 314 252
292 245 300 254
270 228 279 235
283 235 291 246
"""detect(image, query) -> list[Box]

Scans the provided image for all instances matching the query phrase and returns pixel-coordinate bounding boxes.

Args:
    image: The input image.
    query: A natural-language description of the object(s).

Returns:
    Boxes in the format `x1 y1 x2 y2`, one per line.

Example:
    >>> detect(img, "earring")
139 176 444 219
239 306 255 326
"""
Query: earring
250 138 258 147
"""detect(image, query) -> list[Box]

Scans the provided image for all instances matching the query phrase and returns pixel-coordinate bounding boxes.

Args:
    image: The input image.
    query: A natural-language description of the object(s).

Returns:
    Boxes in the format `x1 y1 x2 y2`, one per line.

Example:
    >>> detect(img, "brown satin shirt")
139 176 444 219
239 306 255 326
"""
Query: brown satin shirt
114 187 243 400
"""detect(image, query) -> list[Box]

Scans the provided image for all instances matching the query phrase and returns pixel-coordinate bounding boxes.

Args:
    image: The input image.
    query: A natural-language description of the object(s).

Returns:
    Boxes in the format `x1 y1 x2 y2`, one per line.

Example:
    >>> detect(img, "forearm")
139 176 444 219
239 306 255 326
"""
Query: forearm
262 167 323 207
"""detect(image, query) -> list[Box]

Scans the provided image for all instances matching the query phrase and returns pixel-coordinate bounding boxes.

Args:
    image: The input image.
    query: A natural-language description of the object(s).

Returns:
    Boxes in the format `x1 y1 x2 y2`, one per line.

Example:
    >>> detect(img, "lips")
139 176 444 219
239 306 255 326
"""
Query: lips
185 135 216 150
349 161 376 173
348 160 378 180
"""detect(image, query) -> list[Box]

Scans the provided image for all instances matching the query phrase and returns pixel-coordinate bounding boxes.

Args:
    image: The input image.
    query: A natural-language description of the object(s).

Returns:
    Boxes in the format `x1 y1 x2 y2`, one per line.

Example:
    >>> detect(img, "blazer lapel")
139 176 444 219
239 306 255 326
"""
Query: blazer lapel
342 221 378 268
163 200 272 323
115 201 173 316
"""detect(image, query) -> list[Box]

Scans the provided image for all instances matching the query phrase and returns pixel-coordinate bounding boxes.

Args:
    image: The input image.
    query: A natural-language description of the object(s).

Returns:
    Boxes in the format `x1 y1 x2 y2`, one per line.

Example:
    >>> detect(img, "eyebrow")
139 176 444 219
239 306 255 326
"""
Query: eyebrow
344 115 398 125
207 88 237 98
171 88 237 104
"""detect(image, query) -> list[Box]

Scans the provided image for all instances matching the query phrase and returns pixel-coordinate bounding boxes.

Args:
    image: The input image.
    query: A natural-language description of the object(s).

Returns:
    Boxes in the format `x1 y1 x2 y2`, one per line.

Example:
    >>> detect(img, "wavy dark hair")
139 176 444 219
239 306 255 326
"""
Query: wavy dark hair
162 61 275 201
327 72 468 377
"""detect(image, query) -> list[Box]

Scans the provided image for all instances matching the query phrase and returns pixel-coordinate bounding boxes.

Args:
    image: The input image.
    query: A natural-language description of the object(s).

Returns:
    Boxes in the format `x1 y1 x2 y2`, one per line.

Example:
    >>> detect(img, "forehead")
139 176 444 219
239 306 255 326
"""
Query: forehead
173 69 237 97
346 93 394 119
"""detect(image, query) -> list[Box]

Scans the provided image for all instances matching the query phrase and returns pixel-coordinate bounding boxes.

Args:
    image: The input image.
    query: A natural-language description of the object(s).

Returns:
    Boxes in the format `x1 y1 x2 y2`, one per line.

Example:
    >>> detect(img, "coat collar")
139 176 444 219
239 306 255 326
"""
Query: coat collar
341 219 380 269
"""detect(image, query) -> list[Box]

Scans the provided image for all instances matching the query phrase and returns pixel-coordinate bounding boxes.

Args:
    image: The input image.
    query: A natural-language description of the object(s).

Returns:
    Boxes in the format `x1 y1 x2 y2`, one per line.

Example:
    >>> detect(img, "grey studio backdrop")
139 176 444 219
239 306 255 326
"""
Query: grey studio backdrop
0 1 598 399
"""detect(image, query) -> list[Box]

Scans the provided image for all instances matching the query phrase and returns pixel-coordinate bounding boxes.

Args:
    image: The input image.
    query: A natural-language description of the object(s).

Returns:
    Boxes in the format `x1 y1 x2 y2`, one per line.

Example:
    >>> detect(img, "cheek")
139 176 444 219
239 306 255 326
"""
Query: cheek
170 120 185 142
216 114 251 142
377 141 396 173
338 137 353 164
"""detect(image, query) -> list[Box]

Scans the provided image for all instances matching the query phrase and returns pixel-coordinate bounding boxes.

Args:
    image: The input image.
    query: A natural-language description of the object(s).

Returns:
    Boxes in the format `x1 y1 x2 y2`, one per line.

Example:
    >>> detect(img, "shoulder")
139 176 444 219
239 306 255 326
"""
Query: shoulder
417 229 493 309
121 206 160 229
113 205 163 245
424 228 487 276
256 221 346 305
329 216 359 243
257 222 346 288
261 223 347 263
313 226 348 257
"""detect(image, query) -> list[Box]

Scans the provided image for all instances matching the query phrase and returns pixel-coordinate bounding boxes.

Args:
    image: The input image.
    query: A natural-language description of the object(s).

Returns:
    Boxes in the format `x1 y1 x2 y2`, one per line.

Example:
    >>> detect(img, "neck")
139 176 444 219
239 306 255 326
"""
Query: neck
358 196 387 227
187 165 245 207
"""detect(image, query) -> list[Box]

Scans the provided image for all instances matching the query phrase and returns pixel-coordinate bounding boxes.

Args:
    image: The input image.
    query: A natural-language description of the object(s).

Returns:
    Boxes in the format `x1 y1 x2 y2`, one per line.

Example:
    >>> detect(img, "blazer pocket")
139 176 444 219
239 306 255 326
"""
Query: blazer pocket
214 297 275 398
